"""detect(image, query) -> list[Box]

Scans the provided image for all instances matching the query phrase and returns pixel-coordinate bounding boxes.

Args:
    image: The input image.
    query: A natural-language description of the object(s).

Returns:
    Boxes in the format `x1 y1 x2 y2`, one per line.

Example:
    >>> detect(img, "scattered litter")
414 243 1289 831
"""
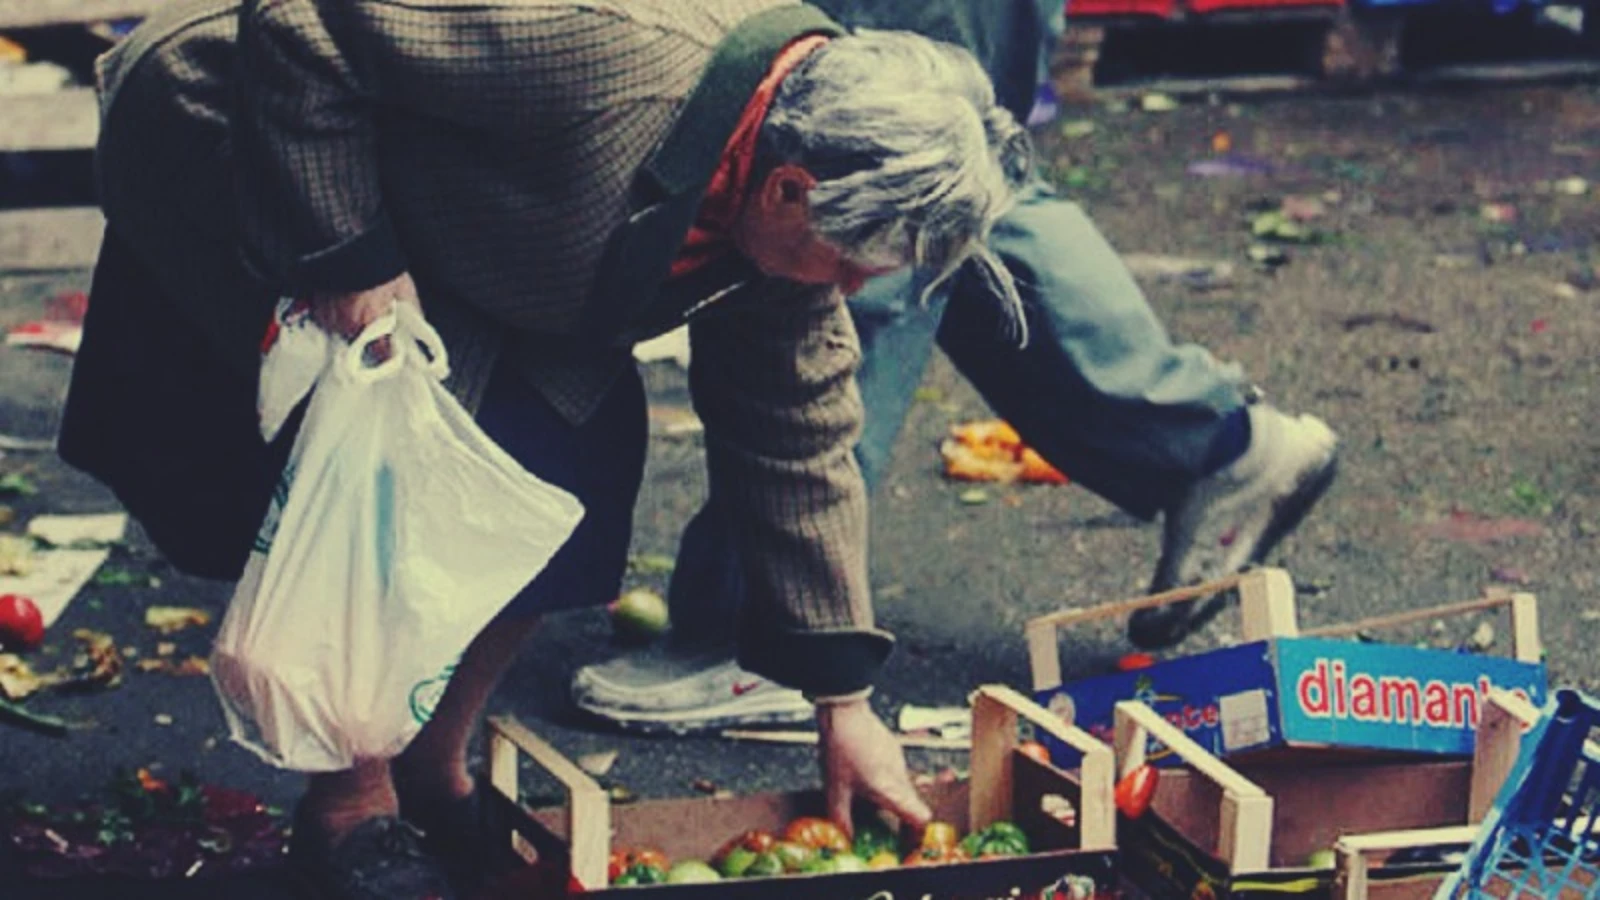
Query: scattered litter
1433 252 1479 270
1555 176 1590 196
1121 254 1235 290
608 785 638 804
647 405 703 438
0 35 25 63
626 553 675 576
691 778 718 795
1187 156 1274 178
134 656 209 676
65 629 123 690
0 541 117 629
153 713 174 726
1340 312 1437 334
1140 93 1178 112
1551 281 1581 301
0 653 43 699
1467 622 1496 652
1027 83 1059 127
958 489 990 505
1531 318 1549 334
1583 610 1600 623
27 514 127 548
0 695 68 737
1488 566 1531 585
941 420 1068 485
1280 195 1327 222
578 750 619 777
0 472 38 496
1250 210 1321 244
1059 120 1096 140
0 60 72 95
1419 511 1545 546
0 535 34 576
898 704 971 741
143 607 213 636
1480 203 1518 224
156 642 176 657
5 321 81 355
1247 244 1290 270
93 567 158 588
0 435 53 452
631 326 690 368
1211 132 1232 153
1040 793 1078 828
1431 619 1448 635
1117 653 1156 672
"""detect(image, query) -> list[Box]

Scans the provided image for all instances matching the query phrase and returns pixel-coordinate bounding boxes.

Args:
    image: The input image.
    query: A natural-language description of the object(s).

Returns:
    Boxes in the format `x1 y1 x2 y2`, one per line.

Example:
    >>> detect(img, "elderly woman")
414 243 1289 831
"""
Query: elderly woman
59 0 1028 897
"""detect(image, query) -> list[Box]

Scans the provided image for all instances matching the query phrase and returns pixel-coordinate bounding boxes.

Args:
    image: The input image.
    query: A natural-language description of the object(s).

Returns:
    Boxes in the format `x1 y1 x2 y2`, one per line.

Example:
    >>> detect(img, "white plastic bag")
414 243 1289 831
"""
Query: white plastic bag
211 300 584 772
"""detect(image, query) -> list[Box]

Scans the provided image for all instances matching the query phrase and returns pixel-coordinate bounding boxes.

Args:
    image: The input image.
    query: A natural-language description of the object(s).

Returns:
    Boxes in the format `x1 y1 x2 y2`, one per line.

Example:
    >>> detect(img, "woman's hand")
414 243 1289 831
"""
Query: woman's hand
817 697 932 836
309 271 420 340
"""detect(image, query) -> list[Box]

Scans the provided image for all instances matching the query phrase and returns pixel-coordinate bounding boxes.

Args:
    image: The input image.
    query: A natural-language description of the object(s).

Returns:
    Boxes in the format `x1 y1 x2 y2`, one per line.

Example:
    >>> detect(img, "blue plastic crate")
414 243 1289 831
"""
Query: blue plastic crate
1436 689 1600 899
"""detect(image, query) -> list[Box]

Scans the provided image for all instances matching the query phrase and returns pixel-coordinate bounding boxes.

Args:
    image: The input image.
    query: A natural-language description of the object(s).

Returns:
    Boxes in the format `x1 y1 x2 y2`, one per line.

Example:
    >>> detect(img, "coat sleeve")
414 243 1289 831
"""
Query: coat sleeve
235 0 406 294
688 285 893 698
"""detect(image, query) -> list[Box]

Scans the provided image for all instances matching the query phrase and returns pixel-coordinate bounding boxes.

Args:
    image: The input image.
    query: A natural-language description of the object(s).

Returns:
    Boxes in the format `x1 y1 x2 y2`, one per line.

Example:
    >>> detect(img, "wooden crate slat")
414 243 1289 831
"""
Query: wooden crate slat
0 207 104 271
0 87 98 152
0 0 166 29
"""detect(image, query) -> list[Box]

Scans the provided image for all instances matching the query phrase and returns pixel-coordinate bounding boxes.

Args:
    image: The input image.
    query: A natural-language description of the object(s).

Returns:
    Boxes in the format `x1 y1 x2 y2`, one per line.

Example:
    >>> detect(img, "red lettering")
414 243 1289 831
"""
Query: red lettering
1351 675 1379 720
1379 676 1422 724
1424 681 1451 725
1205 705 1220 727
1453 684 1479 728
1333 661 1348 717
1299 660 1331 717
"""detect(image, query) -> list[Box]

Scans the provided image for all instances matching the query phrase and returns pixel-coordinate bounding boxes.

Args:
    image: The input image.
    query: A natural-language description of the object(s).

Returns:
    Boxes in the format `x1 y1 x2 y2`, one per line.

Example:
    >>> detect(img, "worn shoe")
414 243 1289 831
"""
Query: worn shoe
394 776 520 897
572 650 812 735
289 811 457 900
1129 405 1339 650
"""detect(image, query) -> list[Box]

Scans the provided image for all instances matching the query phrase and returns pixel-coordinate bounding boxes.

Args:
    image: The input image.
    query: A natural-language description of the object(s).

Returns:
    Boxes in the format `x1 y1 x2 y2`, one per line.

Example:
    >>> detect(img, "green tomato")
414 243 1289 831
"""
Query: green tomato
614 863 667 885
718 846 759 878
829 852 869 873
852 821 899 860
666 860 722 883
773 841 815 873
743 851 786 879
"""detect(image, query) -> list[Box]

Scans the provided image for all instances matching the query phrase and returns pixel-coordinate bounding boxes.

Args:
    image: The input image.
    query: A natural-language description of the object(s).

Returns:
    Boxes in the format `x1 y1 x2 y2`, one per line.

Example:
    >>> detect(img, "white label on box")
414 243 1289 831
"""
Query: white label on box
1220 689 1271 751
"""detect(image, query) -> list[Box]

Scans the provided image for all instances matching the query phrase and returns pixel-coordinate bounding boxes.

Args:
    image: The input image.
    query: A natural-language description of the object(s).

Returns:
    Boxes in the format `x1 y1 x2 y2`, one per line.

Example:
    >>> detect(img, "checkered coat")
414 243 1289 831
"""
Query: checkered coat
85 0 895 695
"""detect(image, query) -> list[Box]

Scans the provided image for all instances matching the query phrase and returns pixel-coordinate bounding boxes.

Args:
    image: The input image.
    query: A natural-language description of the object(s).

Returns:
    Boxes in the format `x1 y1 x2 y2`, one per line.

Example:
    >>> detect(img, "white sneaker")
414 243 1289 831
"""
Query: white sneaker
1129 405 1339 649
572 651 813 735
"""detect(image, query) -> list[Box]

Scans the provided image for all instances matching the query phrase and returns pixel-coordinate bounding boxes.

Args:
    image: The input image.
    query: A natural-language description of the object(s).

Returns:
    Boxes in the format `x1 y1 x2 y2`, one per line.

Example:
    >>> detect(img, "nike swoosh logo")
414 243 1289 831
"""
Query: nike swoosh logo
732 681 762 696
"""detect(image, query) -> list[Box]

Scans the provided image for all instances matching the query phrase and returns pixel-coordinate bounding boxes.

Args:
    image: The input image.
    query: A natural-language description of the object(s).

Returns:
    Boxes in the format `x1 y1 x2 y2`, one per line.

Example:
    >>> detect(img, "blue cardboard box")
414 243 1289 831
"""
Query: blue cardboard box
1034 636 1546 766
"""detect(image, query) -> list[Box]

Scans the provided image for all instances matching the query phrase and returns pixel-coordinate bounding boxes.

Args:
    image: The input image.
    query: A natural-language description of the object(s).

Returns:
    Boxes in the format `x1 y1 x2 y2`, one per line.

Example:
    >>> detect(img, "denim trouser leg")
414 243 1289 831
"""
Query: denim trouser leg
938 184 1248 519
668 184 1250 640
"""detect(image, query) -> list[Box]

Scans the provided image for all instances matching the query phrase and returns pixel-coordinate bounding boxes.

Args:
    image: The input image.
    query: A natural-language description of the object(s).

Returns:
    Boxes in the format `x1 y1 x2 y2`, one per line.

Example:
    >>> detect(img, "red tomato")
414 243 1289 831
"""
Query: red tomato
1115 764 1159 820
608 847 671 883
715 829 776 862
1117 653 1157 672
783 817 850 853
0 594 44 651
1017 740 1052 765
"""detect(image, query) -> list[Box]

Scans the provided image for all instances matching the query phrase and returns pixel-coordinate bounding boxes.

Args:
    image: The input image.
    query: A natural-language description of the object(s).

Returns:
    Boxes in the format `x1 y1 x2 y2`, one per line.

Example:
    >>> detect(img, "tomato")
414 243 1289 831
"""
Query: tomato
715 829 776 862
1017 740 1052 765
608 848 670 884
903 843 969 867
866 850 900 870
1117 652 1157 672
1115 764 1159 820
783 817 850 853
919 821 961 853
0 594 44 651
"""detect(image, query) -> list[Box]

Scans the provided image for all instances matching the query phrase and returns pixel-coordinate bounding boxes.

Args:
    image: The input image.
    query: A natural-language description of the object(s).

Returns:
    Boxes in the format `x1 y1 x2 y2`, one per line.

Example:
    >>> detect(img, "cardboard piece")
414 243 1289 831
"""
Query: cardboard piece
483 686 1120 899
1038 637 1546 764
1108 696 1531 900
1027 569 1547 765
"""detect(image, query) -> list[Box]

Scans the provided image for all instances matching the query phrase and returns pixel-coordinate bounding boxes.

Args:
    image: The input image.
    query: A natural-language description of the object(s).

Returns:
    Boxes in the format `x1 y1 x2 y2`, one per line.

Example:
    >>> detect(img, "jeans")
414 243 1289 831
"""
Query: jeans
668 183 1249 644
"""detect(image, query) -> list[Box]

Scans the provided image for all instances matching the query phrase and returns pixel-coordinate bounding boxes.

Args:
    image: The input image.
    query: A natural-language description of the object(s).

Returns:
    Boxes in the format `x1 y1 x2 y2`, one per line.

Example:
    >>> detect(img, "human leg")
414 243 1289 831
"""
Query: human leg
937 183 1338 645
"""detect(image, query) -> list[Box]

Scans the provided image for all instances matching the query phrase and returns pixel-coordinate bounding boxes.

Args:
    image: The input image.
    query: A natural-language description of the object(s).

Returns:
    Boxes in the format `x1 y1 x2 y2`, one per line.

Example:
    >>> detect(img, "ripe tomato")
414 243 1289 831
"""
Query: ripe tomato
783 817 849 853
716 829 776 860
0 594 44 651
1017 740 1052 765
1115 764 1159 820
919 821 961 853
608 848 670 883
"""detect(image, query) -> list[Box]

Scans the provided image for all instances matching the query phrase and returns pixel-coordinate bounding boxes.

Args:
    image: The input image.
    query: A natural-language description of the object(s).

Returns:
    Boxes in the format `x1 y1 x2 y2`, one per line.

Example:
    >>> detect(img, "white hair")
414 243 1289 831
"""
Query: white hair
759 29 1033 340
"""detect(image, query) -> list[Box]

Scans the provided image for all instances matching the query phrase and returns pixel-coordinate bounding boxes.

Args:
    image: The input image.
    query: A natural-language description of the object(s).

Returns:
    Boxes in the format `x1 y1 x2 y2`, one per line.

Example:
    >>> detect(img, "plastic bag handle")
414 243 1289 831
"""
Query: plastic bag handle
336 304 451 384
396 302 451 380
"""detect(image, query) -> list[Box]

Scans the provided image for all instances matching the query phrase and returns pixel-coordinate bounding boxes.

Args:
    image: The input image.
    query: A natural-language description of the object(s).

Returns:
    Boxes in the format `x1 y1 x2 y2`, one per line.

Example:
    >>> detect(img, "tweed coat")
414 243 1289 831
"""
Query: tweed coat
75 0 904 696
